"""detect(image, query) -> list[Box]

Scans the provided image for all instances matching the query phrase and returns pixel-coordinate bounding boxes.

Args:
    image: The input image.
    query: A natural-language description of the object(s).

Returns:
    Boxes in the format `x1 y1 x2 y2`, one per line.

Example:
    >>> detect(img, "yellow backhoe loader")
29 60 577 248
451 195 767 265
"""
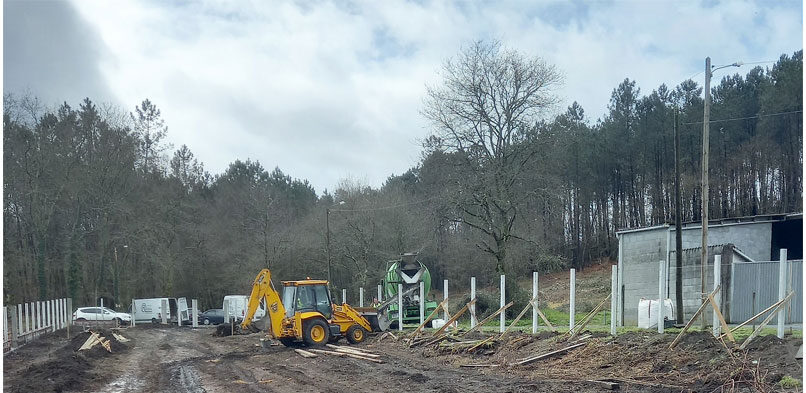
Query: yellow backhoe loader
239 269 373 346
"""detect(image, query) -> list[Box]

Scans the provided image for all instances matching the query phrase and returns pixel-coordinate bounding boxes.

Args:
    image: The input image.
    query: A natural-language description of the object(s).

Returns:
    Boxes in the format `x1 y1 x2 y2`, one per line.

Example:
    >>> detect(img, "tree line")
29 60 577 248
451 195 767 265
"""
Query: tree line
4 43 801 310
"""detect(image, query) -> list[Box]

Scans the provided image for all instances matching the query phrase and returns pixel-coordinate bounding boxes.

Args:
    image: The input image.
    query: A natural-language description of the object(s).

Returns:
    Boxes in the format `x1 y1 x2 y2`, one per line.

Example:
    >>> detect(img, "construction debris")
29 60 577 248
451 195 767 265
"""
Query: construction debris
294 349 318 358
307 348 384 364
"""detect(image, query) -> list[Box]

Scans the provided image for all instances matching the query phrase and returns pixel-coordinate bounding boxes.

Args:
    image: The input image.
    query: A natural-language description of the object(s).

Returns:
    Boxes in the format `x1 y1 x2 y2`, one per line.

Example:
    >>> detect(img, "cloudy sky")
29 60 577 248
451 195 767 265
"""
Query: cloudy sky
4 0 803 193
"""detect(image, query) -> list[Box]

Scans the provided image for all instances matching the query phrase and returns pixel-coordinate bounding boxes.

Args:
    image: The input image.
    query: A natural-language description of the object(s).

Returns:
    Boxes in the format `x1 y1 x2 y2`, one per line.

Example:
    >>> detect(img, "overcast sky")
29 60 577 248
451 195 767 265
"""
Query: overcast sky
4 0 803 193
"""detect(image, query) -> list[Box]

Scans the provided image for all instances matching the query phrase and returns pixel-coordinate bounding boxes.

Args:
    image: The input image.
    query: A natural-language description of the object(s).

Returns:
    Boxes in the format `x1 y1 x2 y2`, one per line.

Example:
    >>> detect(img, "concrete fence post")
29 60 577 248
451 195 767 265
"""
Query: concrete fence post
39 301 44 330
66 298 72 337
419 281 425 325
610 265 618 336
17 304 23 335
617 235 624 327
223 299 230 325
377 284 382 302
359 287 364 307
53 300 58 330
658 260 665 334
569 269 576 332
33 302 38 331
161 299 168 324
443 279 449 321
778 249 788 339
532 272 539 334
60 299 65 329
3 306 7 344
712 255 721 336
397 284 403 332
500 275 506 333
49 300 55 331
10 305 18 348
342 289 347 304
25 302 31 333
192 299 199 328
470 277 477 328
131 300 136 327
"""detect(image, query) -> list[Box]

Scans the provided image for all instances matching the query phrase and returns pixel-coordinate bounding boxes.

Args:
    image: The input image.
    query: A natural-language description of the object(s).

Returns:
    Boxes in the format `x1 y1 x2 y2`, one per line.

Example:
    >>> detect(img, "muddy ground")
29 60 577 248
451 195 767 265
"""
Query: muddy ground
3 325 802 393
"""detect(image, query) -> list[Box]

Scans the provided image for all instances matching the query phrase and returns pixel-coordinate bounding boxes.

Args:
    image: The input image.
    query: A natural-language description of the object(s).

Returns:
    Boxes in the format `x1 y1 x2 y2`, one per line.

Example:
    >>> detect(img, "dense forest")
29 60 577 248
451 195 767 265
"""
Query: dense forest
4 43 802 310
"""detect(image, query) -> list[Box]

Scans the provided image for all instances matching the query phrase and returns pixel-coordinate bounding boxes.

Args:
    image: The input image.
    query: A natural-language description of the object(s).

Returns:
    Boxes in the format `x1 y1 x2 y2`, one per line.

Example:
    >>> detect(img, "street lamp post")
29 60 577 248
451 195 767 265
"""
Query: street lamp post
701 57 742 327
326 208 332 286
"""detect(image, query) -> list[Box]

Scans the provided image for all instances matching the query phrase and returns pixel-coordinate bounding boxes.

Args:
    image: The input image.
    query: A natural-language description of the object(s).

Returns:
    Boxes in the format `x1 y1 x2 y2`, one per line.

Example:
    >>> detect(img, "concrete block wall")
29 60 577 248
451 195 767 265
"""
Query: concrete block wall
620 227 669 324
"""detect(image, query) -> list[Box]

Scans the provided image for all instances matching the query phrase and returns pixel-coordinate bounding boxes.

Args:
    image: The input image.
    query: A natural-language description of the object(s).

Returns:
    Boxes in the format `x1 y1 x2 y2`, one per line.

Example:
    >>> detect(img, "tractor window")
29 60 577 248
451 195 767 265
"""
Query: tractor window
282 286 296 318
296 285 316 312
313 285 332 319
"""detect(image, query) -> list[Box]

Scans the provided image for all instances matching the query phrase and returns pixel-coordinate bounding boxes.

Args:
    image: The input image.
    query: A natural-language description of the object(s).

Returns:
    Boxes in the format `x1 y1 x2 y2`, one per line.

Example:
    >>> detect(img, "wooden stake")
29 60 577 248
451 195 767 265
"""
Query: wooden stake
307 348 384 363
669 285 720 349
461 301 514 337
433 299 475 336
568 294 611 340
721 296 788 338
707 293 734 343
500 297 538 339
534 308 555 331
410 298 449 337
294 349 318 358
468 335 495 352
739 291 794 350
513 342 586 366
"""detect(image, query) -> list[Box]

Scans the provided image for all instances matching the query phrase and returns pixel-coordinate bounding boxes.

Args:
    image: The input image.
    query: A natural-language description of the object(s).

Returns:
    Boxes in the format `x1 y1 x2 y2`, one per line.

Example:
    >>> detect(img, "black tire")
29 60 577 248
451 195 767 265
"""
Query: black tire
151 318 158 325
76 318 87 322
279 337 297 347
203 318 211 325
346 324 367 344
302 318 330 346
328 335 342 344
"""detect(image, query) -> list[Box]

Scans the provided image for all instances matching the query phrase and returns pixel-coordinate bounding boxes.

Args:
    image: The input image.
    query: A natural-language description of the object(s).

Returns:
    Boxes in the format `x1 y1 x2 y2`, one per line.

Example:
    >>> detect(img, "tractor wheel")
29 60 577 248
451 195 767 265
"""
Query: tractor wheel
346 324 367 344
303 319 329 346
279 337 297 347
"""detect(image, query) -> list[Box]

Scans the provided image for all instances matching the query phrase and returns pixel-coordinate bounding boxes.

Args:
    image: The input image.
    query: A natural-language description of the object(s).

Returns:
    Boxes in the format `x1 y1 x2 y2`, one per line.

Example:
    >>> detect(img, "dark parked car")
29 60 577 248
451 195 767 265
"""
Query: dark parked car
200 309 225 325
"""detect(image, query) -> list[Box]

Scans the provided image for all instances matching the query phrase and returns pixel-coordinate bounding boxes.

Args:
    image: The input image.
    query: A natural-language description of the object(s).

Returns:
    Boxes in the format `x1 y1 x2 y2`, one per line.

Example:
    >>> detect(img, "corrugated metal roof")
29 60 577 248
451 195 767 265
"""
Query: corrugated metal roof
616 212 802 235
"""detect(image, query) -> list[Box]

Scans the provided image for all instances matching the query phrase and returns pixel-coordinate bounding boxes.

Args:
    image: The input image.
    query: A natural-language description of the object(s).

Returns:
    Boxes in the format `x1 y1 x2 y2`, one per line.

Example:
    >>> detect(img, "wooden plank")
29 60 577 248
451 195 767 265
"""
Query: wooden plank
707 294 734 343
410 298 448 337
307 348 384 364
513 342 586 366
569 294 610 340
460 301 514 337
534 308 555 331
327 345 381 358
460 363 499 368
587 380 620 390
669 285 720 349
433 299 475 336
721 296 788 338
500 297 538 339
294 349 318 358
739 291 794 350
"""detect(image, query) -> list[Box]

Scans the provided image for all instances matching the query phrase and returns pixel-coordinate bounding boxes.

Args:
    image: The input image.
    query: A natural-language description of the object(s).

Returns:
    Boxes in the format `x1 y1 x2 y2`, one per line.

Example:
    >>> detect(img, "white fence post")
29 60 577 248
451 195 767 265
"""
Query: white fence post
192 299 198 328
397 284 403 332
131 299 136 327
10 306 18 347
658 260 665 334
610 265 617 336
342 289 347 305
17 304 23 334
532 272 539 334
222 299 230 325
419 281 425 325
569 269 576 332
359 287 364 307
470 277 477 328
38 301 43 330
712 255 721 336
443 279 449 321
778 249 788 339
25 303 31 333
50 300 55 332
377 284 382 303
161 299 168 324
500 275 506 333
617 235 624 326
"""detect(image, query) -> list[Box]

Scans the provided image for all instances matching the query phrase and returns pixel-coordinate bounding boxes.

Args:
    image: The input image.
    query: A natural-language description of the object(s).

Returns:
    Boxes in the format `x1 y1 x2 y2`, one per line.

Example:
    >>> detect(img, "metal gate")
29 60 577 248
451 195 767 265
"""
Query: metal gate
730 260 802 324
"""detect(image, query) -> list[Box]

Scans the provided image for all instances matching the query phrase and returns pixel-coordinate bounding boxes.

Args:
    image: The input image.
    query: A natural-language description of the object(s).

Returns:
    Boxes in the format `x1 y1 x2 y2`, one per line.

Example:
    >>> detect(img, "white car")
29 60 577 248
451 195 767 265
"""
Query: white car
73 307 132 323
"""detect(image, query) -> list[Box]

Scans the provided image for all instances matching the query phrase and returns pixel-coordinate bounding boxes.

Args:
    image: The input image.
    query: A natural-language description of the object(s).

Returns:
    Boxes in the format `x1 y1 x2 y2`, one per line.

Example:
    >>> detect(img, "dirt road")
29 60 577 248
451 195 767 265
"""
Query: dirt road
3 325 802 392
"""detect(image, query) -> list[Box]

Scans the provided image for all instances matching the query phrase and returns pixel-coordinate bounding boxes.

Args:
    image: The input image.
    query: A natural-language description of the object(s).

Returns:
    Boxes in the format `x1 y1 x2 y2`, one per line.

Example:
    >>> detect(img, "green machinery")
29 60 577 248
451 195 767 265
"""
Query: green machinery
381 253 438 327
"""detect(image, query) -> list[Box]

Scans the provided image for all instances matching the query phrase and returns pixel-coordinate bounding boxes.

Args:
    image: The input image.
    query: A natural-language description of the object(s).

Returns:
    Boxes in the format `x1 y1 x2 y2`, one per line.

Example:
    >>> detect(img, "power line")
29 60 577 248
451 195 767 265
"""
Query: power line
682 109 802 125
328 195 441 213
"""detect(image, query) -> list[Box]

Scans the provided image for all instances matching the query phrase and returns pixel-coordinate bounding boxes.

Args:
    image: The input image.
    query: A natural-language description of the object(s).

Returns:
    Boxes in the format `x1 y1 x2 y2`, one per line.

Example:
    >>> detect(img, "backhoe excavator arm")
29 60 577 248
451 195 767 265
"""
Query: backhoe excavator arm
240 269 287 338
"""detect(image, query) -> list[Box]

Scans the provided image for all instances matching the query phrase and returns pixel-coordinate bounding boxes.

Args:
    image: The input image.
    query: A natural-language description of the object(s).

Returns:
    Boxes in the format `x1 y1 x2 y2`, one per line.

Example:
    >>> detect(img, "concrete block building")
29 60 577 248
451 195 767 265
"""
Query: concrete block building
616 213 802 325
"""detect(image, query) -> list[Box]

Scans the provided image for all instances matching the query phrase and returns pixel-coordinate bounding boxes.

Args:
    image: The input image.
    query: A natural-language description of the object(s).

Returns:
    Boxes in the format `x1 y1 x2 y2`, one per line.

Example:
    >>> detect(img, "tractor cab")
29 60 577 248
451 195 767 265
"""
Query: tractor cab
281 280 332 319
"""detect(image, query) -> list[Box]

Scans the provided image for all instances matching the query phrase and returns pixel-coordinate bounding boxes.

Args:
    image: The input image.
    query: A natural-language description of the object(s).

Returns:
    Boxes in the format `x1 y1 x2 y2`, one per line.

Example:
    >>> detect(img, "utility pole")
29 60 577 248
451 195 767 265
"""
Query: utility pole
701 56 711 328
674 108 683 324
326 208 332 286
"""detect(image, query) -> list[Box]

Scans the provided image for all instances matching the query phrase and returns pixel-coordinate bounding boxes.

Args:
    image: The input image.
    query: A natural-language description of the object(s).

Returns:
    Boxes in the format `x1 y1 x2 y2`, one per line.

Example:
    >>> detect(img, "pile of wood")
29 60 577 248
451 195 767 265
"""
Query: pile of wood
78 330 129 353
294 344 383 363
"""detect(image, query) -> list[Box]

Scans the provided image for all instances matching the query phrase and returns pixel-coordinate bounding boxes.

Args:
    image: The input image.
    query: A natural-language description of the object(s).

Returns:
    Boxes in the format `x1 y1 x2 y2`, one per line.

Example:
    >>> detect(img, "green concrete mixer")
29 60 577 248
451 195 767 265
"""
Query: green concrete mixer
381 253 439 328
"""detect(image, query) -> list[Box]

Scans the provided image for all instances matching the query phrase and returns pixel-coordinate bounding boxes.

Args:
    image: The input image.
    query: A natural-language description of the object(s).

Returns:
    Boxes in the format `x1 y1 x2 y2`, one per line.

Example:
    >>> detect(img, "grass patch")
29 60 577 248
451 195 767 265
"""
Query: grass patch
779 375 801 388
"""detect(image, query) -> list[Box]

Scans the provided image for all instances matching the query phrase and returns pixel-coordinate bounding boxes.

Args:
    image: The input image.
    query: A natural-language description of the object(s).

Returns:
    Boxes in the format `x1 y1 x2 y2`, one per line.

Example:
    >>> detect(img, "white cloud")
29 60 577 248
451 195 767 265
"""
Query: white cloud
65 0 802 192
